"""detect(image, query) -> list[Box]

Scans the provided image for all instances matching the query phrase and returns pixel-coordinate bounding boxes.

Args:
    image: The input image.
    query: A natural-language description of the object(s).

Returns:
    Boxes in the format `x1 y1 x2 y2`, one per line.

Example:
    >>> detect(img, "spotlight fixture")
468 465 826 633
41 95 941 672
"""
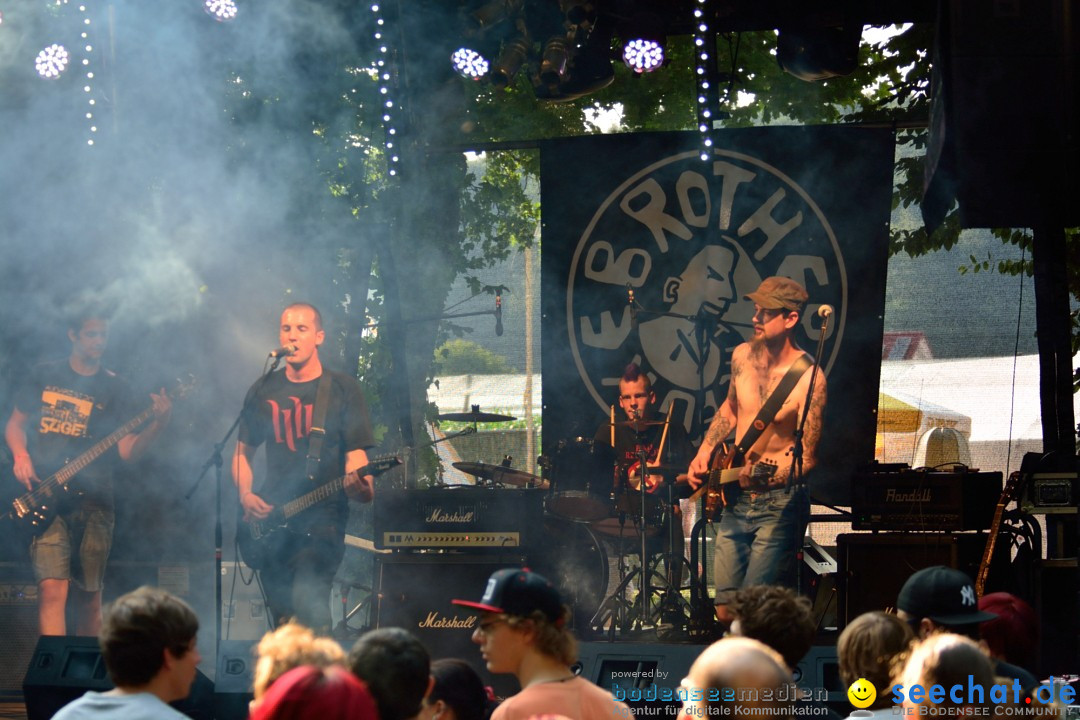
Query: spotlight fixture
451 47 490 79
35 44 69 78
622 37 663 73
490 34 530 90
538 35 569 88
776 23 862 82
204 0 238 22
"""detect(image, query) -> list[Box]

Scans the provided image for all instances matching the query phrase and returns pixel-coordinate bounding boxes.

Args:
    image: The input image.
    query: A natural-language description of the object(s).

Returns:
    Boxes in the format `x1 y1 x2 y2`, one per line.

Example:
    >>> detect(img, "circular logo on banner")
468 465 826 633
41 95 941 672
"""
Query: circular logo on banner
566 149 847 433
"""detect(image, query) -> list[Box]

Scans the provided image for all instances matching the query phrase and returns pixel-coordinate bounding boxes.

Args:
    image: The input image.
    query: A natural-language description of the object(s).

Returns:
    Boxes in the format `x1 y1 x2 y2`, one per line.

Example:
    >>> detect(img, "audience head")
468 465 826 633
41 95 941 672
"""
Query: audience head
681 637 794 720
253 621 346 701
347 627 431 720
896 566 996 639
249 665 378 720
729 585 816 669
422 658 493 720
898 633 995 715
838 611 914 710
99 586 200 701
978 592 1039 670
453 568 576 674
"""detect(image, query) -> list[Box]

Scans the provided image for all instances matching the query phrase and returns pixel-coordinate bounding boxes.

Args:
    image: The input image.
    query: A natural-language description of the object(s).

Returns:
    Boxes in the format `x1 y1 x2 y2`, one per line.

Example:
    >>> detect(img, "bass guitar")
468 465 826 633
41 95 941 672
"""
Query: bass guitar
237 453 401 570
6 376 196 540
687 444 778 520
975 471 1023 597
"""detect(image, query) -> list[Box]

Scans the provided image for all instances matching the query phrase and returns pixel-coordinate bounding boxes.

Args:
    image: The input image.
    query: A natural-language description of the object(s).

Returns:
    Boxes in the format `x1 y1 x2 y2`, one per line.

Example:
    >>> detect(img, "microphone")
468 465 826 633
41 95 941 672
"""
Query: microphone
494 293 503 337
268 345 297 358
817 305 834 319
627 283 637 329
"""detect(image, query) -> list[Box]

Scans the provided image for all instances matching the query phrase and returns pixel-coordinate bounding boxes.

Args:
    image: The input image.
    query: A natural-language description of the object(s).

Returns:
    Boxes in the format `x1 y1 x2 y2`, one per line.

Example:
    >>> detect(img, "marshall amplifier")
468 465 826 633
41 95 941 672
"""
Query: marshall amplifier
851 469 1001 531
375 555 523 697
374 487 545 550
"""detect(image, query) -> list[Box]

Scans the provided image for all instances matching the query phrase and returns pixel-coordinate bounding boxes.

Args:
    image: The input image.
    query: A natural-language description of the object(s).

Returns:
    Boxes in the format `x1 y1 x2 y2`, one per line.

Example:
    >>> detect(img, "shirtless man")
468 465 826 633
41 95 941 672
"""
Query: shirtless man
686 276 826 621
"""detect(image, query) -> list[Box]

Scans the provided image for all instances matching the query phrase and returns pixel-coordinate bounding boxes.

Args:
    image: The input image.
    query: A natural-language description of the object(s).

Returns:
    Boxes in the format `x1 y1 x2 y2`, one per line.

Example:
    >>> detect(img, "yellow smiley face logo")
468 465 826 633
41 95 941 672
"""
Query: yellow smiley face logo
847 678 877 709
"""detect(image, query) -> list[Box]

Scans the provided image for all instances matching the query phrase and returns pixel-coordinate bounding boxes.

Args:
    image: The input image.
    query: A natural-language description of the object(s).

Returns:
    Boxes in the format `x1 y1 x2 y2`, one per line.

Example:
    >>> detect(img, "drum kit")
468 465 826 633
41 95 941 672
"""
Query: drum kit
441 407 695 638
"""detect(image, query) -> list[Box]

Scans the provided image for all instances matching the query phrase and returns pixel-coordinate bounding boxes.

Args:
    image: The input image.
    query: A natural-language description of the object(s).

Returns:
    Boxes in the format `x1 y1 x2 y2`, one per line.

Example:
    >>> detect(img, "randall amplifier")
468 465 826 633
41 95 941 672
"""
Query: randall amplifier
851 468 1001 531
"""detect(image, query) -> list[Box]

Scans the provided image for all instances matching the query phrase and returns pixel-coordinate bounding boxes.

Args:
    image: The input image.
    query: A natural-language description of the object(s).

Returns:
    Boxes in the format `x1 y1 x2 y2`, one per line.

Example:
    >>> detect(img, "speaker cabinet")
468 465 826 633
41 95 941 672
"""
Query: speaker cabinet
576 640 700 714
375 555 523 697
0 582 39 693
22 635 213 720
836 533 986 629
215 639 257 720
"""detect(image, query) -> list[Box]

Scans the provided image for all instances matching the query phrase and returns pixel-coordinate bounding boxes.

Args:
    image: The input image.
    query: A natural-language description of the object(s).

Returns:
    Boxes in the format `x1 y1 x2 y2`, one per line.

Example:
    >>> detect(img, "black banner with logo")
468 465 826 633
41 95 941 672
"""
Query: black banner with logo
539 126 894 504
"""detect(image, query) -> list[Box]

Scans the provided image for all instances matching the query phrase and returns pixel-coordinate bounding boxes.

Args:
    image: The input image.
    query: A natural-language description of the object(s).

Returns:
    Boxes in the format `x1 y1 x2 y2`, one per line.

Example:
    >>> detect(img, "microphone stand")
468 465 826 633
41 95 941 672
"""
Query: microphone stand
186 355 284 665
788 309 830 602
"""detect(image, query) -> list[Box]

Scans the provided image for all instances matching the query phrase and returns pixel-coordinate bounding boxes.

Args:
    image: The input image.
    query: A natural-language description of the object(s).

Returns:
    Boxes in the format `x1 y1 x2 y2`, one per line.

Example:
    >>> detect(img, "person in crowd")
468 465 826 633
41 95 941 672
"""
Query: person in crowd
252 620 346 702
249 665 379 720
348 626 432 720
897 633 995 717
896 565 1037 690
416 658 498 720
52 586 200 719
837 611 914 719
679 636 795 720
453 567 632 720
978 592 1040 675
727 584 817 671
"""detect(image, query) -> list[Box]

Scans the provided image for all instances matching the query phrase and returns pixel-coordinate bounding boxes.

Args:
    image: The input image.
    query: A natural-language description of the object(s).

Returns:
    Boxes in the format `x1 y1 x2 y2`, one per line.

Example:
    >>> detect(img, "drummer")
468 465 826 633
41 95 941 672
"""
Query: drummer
592 363 694 572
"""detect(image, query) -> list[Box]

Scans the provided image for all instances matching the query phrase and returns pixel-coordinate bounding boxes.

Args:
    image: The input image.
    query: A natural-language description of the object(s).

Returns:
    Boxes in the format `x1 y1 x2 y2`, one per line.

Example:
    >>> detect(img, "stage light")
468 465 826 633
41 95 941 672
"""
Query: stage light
622 37 663 73
490 35 530 90
451 47 490 79
539 36 569 88
35 44 69 78
204 0 237 22
777 24 862 82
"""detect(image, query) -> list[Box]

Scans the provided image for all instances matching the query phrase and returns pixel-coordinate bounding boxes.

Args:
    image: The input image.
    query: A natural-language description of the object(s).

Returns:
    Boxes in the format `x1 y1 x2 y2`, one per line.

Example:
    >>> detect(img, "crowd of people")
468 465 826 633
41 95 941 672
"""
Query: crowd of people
48 562 1062 720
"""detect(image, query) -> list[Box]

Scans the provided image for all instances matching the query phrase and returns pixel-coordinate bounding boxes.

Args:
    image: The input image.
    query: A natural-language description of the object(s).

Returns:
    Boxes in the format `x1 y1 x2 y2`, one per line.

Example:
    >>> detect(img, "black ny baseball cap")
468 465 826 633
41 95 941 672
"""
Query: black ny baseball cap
897 566 997 626
452 568 563 623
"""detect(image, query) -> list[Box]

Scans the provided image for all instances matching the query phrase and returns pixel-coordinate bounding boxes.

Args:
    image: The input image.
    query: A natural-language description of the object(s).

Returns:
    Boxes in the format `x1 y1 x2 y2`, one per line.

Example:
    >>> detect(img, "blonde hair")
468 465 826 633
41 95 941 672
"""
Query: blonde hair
253 621 345 700
505 608 577 666
899 633 994 713
838 611 914 706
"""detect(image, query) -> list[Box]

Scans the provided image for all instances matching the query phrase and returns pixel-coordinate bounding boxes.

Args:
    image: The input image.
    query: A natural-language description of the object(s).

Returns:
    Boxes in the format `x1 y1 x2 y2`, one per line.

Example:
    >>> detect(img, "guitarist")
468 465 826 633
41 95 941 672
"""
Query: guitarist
685 277 826 624
232 302 375 632
4 308 172 636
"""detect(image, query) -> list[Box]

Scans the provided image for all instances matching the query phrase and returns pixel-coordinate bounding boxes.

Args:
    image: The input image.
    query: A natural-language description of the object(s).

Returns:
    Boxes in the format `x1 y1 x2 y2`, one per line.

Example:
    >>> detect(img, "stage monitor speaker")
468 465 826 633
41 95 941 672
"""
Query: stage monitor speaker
375 555 523 698
575 641 700 714
793 645 843 706
22 635 213 720
836 532 986 629
0 581 39 693
215 639 257 720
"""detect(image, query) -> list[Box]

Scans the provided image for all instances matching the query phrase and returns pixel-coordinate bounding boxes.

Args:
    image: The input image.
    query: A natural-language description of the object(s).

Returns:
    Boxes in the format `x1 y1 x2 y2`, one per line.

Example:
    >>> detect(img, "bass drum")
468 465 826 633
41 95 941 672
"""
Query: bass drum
529 517 608 636
545 437 615 522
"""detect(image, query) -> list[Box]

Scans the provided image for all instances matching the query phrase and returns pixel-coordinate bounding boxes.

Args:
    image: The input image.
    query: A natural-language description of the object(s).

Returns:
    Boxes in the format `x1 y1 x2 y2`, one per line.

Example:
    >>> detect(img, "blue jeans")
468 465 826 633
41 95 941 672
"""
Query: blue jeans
712 485 809 605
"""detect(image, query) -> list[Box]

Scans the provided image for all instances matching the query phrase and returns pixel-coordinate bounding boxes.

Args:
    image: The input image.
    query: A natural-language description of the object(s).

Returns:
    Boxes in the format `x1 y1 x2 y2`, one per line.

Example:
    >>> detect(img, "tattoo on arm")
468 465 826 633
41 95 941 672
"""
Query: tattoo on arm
802 379 827 468
705 415 732 447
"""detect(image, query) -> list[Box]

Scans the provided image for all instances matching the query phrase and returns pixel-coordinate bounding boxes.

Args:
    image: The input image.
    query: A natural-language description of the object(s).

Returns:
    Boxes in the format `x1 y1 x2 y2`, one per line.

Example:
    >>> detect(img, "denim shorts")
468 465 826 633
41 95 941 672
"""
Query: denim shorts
31 504 115 592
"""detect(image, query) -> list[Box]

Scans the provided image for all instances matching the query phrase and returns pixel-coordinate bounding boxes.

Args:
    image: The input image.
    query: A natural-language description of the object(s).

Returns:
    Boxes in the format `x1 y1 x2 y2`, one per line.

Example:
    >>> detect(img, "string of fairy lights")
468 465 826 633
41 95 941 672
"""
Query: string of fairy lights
693 0 720 162
370 3 401 178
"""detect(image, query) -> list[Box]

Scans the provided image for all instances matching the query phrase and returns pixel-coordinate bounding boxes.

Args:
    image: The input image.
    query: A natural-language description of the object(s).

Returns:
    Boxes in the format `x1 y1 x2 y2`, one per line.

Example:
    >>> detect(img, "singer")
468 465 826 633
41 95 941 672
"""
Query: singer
685 276 827 624
232 302 375 631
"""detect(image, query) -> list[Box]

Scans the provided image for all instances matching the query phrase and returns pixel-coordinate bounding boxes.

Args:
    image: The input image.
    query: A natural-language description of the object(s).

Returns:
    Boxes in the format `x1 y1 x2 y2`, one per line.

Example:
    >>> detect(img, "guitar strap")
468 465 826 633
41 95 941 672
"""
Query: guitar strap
305 373 333 481
733 352 813 459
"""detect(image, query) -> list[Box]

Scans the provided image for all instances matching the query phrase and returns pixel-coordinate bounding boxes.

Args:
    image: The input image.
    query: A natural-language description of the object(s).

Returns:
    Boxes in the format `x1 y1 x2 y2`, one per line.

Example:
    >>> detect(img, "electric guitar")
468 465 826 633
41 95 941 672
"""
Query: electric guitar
687 444 778 520
975 471 1024 597
6 376 196 539
237 454 401 570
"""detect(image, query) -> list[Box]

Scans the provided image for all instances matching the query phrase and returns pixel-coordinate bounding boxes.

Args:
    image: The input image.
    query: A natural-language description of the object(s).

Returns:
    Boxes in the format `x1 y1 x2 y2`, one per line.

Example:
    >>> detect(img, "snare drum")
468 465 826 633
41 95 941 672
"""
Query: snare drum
590 487 665 539
545 438 615 522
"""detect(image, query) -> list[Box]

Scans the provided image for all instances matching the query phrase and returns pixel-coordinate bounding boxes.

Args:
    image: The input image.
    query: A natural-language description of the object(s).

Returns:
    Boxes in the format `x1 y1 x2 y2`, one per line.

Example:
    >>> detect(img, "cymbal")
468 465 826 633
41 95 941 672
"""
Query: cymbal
438 410 517 423
452 462 548 488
